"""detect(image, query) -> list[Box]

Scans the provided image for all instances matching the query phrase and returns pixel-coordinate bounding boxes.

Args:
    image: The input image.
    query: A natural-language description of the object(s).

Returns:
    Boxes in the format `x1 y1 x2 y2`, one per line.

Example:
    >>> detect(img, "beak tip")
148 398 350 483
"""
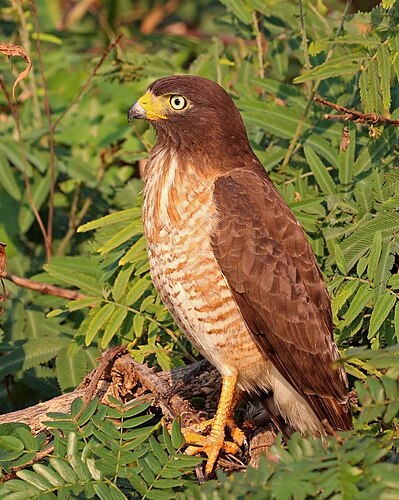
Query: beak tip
128 101 146 125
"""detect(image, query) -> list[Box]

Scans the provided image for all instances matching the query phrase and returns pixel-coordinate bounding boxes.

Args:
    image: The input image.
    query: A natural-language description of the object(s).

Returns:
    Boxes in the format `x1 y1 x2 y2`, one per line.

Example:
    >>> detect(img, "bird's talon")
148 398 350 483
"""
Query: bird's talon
188 416 245 446
226 418 246 447
182 427 241 475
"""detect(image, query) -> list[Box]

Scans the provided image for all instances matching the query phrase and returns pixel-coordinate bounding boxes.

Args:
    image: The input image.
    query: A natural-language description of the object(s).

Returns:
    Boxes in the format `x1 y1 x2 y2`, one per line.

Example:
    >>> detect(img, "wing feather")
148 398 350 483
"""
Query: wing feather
211 165 352 431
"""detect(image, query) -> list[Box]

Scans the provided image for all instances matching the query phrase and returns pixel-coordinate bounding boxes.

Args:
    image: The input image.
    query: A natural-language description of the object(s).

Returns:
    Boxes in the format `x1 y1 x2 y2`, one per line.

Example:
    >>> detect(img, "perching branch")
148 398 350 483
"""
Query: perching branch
0 348 274 475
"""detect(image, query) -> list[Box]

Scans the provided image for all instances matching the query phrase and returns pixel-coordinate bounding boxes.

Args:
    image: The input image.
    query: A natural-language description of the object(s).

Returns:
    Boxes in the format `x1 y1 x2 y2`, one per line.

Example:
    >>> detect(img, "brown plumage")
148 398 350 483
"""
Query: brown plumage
128 75 352 474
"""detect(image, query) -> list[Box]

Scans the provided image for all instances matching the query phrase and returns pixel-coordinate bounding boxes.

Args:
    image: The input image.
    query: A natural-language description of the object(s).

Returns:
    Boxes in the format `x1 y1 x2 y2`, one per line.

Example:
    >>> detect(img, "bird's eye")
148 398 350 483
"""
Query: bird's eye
170 95 187 110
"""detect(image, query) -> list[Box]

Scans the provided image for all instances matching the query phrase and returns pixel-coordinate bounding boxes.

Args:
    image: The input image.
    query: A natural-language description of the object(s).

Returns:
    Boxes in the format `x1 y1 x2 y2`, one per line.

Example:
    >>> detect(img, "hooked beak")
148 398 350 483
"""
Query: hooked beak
128 101 146 124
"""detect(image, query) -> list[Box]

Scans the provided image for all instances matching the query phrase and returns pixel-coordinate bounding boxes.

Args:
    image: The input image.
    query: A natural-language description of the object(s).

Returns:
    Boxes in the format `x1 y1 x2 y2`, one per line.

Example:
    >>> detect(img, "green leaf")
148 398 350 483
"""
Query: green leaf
122 414 154 428
70 398 84 417
332 280 359 317
133 314 145 337
304 135 338 169
394 303 399 342
125 276 151 306
56 347 87 392
294 53 365 83
368 292 396 339
304 146 337 195
342 284 373 327
112 264 135 302
77 398 99 426
149 436 169 465
15 470 52 491
1 140 33 176
241 103 307 140
101 307 128 348
367 231 382 281
360 67 374 114
170 419 184 449
85 303 116 345
333 243 347 275
126 469 148 496
66 297 102 311
19 172 50 234
0 153 22 201
0 437 24 462
98 221 143 253
339 214 399 272
78 208 140 232
373 241 395 296
32 463 64 487
218 0 252 24
44 266 102 296
119 237 147 265
377 44 391 111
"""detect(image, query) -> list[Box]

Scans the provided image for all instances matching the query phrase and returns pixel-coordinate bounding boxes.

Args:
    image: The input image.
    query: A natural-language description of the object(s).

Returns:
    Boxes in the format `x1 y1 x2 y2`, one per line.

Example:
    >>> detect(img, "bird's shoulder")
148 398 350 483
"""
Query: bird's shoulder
211 163 330 324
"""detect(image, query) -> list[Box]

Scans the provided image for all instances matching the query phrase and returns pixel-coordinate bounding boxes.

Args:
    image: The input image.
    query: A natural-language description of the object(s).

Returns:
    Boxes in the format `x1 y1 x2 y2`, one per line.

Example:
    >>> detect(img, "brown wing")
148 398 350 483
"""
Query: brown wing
211 164 352 431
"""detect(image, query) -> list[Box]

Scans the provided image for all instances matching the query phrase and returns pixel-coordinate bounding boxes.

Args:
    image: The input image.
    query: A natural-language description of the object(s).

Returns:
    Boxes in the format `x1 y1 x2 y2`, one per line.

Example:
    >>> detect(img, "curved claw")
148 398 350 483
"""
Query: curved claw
183 431 240 475
193 417 245 447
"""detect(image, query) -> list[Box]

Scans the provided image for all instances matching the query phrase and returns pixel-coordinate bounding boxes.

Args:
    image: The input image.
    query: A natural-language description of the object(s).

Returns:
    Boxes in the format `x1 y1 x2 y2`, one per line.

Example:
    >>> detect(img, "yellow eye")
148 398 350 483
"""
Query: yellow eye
170 95 187 110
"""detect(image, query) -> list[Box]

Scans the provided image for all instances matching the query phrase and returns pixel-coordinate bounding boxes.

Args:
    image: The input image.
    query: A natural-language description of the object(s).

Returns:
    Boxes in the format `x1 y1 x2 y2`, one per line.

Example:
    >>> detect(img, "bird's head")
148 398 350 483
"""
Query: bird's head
128 75 252 159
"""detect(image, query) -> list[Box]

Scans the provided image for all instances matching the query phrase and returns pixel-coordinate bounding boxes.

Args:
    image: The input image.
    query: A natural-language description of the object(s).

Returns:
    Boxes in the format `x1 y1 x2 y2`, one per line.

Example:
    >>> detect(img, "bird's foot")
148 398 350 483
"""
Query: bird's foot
197 416 246 447
183 417 245 476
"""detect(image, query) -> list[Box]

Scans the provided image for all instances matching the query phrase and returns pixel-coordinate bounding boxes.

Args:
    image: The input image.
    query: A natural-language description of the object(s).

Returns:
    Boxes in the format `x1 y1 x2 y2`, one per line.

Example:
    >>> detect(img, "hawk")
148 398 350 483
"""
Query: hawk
128 75 352 474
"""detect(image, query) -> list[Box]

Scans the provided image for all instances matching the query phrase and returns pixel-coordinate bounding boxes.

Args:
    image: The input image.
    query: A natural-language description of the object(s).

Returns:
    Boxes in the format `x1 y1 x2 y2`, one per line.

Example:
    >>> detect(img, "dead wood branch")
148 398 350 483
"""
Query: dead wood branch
314 96 399 126
0 349 216 433
0 388 87 434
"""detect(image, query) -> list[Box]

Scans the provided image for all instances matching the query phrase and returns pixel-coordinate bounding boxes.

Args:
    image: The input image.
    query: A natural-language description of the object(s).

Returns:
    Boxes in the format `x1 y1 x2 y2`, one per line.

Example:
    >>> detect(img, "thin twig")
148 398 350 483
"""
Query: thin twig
0 446 55 483
0 271 86 300
0 243 5 316
0 77 50 258
282 166 334 185
252 10 265 79
30 0 56 261
56 151 108 256
344 275 399 301
12 0 42 122
314 96 399 126
139 0 180 34
1 266 195 361
298 0 311 98
82 346 127 404
53 35 123 130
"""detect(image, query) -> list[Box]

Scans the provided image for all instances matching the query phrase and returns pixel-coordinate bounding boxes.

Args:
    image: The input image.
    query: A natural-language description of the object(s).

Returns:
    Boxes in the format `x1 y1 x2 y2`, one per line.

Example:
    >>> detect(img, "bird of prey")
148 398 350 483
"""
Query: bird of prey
128 75 352 475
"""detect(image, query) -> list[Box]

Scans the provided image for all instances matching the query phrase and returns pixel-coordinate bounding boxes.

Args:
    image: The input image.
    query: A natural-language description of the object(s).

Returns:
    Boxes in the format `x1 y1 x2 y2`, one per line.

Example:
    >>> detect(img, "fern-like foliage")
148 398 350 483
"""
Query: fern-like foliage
0 398 201 499
181 434 399 500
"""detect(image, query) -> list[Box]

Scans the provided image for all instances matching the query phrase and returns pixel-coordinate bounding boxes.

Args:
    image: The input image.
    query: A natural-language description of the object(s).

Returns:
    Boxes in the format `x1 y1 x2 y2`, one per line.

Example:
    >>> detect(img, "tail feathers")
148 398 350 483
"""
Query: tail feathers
308 395 353 433
256 393 295 440
258 391 352 438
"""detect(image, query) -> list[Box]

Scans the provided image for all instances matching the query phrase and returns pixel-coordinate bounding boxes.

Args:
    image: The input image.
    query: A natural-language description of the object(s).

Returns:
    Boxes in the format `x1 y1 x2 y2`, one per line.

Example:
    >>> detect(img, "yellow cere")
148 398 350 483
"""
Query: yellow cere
137 91 169 120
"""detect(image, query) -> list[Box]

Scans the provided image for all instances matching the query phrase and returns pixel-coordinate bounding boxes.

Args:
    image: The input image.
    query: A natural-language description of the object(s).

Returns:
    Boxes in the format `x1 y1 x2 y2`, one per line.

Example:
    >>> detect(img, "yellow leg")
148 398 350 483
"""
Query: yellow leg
183 374 244 476
192 387 245 445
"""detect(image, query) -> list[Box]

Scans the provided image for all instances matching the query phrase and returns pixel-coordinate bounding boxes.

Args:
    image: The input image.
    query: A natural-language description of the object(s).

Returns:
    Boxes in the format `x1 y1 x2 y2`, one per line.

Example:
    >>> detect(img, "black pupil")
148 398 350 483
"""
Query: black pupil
174 97 182 107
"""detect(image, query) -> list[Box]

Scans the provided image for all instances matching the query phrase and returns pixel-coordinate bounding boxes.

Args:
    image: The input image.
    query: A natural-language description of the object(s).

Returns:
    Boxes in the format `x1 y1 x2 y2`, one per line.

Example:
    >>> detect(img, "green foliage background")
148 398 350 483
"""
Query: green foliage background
0 0 399 497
